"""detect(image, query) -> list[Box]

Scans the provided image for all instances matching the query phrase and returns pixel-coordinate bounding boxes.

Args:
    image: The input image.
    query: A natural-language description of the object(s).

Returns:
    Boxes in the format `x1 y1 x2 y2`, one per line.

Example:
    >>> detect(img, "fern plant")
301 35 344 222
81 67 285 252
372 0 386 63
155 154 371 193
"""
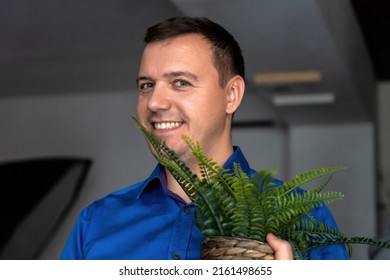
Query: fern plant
134 117 390 259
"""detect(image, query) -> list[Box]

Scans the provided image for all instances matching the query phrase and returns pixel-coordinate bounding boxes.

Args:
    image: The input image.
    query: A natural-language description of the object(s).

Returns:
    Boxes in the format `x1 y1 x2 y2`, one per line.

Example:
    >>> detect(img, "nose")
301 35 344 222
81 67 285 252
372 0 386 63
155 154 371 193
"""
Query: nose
147 83 171 112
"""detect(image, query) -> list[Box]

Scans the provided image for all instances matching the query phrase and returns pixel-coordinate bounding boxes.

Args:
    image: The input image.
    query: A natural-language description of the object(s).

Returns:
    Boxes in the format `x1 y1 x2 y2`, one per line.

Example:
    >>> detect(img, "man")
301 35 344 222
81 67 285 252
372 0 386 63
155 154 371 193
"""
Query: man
60 16 348 260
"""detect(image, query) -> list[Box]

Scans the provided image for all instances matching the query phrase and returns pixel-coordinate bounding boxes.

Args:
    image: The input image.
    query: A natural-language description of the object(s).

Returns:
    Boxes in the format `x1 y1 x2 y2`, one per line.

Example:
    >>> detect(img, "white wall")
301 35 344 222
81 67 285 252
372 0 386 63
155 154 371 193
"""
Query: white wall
289 123 376 259
232 126 287 179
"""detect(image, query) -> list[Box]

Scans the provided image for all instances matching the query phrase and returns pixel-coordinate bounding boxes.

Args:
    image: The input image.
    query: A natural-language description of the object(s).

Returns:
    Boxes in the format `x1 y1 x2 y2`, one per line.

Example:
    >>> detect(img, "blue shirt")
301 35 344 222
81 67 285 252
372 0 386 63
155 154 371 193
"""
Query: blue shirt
60 147 349 260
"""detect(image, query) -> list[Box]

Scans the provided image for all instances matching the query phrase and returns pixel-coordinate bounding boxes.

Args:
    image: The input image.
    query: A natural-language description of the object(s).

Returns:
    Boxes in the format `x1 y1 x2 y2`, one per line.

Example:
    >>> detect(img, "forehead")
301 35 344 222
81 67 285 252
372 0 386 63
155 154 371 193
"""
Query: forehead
147 33 212 51
140 34 214 69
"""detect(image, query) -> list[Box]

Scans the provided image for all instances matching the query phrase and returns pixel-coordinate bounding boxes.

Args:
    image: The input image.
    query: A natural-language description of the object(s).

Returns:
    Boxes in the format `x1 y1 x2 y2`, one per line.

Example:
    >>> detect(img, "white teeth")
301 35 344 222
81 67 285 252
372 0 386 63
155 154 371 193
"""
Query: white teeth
154 122 182 130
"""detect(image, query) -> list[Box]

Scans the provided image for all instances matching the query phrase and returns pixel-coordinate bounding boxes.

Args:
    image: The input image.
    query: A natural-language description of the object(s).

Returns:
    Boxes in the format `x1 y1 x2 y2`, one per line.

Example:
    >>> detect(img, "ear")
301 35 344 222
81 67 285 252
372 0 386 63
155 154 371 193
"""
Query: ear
225 75 245 114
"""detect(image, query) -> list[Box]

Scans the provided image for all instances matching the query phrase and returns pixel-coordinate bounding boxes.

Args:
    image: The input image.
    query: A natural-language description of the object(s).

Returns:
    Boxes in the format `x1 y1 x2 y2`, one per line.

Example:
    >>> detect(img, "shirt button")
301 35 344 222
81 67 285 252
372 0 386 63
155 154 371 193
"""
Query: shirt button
172 252 181 260
184 206 191 214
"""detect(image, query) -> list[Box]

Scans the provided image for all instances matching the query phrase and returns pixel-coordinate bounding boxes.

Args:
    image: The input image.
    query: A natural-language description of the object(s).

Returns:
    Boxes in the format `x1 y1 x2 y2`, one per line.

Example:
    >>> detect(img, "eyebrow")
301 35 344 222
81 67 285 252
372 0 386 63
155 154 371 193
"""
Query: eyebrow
163 71 199 82
136 76 151 86
136 71 199 86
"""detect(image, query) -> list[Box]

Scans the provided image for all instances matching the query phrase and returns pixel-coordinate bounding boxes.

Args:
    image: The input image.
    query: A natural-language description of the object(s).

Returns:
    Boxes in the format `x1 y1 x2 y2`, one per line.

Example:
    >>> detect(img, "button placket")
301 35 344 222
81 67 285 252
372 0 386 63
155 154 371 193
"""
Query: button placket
172 252 181 259
166 207 194 260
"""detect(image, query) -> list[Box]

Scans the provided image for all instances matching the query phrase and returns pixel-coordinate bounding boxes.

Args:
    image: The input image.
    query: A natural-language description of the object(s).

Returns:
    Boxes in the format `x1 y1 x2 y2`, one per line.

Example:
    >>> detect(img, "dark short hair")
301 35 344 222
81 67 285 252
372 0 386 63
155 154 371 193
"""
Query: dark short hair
144 16 245 87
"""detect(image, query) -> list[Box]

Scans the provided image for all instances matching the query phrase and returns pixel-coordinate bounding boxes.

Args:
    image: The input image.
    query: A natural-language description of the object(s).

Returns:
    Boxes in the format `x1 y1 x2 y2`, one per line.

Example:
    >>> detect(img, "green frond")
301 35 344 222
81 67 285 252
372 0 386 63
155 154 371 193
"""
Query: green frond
132 117 199 201
230 163 259 238
193 180 232 236
251 169 278 194
282 166 346 196
182 135 235 198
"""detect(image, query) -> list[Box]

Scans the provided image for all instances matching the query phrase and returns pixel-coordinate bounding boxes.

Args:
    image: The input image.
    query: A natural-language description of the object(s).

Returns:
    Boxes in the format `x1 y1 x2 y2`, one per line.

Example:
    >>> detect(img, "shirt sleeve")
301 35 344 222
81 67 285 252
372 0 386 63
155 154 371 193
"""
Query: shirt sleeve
59 207 90 260
307 204 350 260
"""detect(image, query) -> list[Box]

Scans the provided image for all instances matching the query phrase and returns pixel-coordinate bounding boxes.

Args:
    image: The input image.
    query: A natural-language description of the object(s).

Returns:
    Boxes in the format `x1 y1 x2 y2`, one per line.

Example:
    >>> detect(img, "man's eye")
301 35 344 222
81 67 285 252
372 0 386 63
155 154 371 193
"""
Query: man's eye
139 82 154 90
174 80 190 87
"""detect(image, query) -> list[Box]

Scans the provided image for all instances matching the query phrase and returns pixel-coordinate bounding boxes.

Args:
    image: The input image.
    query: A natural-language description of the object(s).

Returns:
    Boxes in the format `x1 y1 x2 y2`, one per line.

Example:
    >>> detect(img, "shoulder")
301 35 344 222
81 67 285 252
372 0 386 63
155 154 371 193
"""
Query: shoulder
271 177 283 186
80 164 162 220
82 180 146 219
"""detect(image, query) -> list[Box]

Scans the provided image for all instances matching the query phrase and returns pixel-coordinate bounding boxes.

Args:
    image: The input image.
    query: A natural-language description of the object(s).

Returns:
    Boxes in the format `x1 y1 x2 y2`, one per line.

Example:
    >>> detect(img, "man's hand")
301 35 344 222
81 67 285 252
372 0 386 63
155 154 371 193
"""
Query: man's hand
266 233 294 260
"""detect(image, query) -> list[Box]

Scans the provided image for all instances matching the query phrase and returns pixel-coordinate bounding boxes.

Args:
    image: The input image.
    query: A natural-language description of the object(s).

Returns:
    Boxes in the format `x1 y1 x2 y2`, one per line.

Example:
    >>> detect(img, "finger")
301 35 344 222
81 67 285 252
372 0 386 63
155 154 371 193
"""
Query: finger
266 233 294 260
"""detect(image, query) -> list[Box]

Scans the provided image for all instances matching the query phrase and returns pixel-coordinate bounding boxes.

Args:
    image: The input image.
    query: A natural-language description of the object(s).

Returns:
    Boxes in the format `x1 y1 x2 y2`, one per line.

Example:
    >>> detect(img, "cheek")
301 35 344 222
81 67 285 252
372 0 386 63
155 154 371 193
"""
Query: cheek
191 97 226 128
136 96 147 115
205 92 228 116
199 86 227 109
190 93 226 124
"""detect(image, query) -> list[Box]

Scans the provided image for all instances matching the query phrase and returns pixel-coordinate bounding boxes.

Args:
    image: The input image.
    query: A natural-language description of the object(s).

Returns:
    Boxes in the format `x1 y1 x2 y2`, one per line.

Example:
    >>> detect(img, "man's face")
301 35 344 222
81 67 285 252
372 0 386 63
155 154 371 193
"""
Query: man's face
136 34 234 166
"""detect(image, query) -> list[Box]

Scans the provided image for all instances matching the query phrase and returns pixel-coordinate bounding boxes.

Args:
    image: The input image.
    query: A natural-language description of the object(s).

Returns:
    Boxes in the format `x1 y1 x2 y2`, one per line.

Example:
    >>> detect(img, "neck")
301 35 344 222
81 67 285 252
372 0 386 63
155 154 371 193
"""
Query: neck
165 169 191 203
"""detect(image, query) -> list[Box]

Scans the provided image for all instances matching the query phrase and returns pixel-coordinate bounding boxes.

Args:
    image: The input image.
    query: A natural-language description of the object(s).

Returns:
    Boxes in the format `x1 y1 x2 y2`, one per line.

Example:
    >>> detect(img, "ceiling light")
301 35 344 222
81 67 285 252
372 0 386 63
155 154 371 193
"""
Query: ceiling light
272 93 335 106
253 70 322 84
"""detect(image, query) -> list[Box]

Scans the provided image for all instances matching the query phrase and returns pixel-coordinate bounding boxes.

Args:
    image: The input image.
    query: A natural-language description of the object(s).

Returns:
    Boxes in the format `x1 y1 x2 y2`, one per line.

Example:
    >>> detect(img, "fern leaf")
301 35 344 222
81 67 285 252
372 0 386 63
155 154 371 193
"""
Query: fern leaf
182 135 235 197
282 166 346 196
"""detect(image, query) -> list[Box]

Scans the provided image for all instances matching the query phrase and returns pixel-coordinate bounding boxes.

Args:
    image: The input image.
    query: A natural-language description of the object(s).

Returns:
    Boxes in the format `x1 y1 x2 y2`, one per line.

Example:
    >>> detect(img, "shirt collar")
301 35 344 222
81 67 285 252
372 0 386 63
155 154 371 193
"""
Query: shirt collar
222 146 253 175
136 164 163 199
137 146 253 199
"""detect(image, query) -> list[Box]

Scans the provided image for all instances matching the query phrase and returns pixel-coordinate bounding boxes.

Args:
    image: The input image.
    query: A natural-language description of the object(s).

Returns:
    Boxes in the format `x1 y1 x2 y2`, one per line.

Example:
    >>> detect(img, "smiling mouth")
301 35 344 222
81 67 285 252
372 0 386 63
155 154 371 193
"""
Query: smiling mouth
153 121 183 130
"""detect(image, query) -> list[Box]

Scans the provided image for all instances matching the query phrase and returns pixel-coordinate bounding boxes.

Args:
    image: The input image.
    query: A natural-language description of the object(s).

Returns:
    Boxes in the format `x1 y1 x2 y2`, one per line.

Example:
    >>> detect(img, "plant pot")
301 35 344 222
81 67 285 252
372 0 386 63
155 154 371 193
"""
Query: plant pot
201 236 275 260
